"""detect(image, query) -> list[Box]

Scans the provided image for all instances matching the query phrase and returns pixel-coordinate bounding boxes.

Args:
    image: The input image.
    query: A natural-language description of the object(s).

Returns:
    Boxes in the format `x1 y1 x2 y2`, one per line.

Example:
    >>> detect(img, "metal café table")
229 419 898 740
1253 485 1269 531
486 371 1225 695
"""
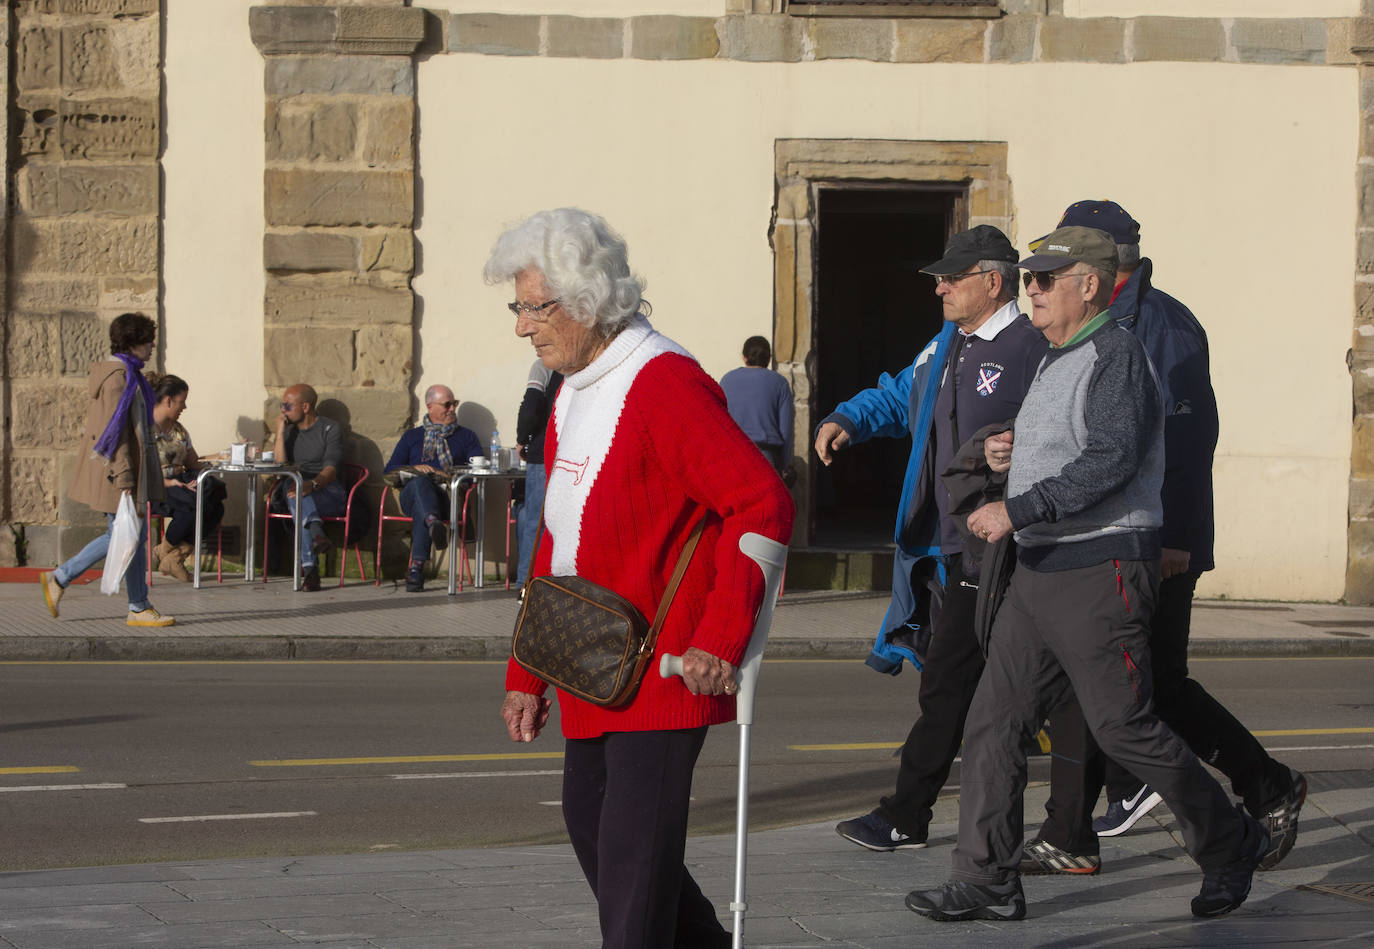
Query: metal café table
193 462 304 591
447 465 526 594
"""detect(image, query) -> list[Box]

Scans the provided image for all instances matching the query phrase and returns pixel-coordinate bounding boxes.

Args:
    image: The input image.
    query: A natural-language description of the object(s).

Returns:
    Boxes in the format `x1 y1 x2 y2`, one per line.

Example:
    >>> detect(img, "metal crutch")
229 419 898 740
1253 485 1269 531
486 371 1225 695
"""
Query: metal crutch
660 531 788 949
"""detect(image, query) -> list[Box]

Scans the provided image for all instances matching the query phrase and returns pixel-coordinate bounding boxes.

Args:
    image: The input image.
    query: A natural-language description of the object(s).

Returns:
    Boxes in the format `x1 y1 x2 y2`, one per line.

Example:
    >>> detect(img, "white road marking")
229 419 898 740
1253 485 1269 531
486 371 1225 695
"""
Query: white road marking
539 801 562 806
139 811 317 824
0 783 126 793
1264 744 1374 752
391 770 563 780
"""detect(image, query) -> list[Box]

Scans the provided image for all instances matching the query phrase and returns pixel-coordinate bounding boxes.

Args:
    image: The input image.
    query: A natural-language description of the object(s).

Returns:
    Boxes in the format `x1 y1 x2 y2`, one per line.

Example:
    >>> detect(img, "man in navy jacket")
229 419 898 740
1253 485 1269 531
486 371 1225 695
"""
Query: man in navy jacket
1024 201 1305 876
384 384 483 592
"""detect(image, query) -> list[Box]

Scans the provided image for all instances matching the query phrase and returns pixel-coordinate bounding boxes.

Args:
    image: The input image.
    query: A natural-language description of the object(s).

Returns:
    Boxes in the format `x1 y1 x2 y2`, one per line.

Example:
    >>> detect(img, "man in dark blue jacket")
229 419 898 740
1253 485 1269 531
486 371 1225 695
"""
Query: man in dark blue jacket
1023 202 1305 876
384 384 483 592
816 225 1048 852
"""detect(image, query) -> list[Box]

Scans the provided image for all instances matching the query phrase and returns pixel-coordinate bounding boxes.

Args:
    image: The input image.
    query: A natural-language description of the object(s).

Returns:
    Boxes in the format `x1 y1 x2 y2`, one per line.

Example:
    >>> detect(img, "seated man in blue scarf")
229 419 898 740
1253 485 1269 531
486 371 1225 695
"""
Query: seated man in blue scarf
384 384 483 592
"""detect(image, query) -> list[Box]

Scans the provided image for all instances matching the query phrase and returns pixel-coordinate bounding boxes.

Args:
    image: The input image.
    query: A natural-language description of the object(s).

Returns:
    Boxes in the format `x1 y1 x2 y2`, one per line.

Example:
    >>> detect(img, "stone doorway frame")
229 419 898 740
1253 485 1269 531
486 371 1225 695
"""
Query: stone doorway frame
770 138 1012 545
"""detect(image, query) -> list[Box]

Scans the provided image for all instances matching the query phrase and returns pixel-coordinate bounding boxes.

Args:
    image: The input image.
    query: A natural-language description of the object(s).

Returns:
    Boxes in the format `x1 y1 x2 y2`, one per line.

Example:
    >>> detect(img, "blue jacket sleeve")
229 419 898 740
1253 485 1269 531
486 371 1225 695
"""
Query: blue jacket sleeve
384 429 417 472
824 355 919 444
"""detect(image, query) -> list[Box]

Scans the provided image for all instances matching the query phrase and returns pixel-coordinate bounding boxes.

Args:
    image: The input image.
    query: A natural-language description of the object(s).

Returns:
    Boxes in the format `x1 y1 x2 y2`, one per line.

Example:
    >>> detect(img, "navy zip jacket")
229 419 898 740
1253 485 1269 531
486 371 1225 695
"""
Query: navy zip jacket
1112 258 1217 573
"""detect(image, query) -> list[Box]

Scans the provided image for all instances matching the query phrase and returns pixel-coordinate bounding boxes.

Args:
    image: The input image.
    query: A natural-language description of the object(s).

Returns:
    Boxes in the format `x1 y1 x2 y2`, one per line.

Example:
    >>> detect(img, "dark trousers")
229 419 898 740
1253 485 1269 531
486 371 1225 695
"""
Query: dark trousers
151 479 226 547
562 728 729 949
398 476 445 563
875 555 983 838
953 559 1249 883
1041 571 1292 853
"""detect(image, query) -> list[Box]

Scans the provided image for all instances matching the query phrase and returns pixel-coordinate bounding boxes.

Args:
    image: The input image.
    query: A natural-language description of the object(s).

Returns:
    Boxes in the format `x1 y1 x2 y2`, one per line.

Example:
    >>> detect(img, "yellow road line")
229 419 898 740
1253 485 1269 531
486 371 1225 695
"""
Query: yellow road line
790 742 902 752
1251 727 1374 737
249 752 564 767
790 726 1374 752
0 766 80 775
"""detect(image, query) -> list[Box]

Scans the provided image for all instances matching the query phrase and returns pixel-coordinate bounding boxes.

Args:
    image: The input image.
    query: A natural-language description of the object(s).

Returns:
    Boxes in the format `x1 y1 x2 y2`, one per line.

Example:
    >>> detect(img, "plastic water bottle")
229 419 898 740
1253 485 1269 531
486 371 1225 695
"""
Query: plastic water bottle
489 428 501 468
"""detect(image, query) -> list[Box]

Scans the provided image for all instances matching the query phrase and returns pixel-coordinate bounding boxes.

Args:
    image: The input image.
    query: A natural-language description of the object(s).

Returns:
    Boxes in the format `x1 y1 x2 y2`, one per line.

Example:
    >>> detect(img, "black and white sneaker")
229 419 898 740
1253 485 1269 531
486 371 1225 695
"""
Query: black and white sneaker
906 879 1026 922
835 811 927 852
1192 809 1268 918
1258 769 1306 870
1019 837 1101 875
1093 784 1163 837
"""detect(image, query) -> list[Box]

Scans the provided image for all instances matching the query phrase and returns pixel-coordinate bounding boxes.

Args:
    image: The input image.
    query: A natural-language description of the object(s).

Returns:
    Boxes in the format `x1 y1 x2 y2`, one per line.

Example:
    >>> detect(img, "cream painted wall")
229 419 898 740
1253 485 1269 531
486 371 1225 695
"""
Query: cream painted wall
439 1 730 17
417 55 1354 600
1066 0 1358 17
163 0 265 454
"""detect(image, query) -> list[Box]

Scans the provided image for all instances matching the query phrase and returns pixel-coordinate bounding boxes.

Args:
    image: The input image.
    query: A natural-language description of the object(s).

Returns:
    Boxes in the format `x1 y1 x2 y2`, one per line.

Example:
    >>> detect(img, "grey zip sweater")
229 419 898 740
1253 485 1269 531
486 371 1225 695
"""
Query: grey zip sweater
1005 314 1164 571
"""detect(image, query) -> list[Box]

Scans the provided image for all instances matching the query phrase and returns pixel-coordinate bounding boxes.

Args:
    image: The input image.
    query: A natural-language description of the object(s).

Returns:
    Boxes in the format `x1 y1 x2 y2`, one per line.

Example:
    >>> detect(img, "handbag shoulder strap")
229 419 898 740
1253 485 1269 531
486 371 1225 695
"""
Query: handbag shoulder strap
648 515 706 637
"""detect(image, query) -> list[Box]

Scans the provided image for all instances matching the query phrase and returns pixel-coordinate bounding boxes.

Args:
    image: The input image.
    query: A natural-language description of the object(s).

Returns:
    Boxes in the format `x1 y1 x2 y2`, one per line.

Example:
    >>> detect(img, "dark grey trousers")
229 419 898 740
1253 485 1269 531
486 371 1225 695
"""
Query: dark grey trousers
951 557 1250 884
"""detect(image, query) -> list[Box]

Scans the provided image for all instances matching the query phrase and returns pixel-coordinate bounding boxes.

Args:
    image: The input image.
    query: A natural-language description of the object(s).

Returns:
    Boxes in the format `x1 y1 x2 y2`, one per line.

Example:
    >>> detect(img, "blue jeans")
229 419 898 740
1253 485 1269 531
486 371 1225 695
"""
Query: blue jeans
54 512 151 611
398 476 446 563
514 462 545 585
279 480 347 568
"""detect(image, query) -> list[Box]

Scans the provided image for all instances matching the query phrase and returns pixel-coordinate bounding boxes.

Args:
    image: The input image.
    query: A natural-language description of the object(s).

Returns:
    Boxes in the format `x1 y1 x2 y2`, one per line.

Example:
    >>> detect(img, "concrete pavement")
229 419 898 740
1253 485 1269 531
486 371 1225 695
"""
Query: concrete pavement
3 571 1374 660
0 779 1369 948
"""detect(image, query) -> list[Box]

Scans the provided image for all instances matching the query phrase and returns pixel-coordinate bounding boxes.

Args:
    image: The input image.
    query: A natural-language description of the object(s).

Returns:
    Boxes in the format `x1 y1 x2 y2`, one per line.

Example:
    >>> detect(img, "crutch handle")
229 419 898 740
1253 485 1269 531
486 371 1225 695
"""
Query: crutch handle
659 653 684 679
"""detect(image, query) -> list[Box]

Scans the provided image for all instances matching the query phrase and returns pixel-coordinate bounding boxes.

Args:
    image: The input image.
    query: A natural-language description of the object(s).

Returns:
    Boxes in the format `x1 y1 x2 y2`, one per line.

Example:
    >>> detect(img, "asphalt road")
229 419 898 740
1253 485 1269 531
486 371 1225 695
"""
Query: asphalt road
1 657 1371 872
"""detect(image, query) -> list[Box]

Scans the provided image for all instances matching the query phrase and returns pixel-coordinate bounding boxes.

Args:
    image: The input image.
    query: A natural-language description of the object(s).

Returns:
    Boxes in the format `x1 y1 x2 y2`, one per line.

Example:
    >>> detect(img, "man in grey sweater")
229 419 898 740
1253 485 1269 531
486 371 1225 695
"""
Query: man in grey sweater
905 227 1268 924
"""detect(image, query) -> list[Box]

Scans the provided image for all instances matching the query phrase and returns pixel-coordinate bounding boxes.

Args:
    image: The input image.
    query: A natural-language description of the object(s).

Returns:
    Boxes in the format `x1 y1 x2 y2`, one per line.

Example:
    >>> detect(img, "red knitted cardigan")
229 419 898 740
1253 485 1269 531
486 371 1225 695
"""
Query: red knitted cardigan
505 319 795 739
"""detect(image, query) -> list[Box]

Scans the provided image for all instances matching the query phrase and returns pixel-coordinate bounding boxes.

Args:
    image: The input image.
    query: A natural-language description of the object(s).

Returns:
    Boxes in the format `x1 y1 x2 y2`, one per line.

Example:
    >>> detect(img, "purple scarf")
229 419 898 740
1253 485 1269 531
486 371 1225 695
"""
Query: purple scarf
92 353 156 460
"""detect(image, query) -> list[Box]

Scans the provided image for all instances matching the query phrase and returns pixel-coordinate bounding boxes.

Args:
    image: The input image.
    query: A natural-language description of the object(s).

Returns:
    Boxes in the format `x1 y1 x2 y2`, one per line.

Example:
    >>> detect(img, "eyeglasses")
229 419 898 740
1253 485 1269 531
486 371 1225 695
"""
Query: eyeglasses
507 299 561 320
280 402 295 411
430 400 458 410
934 270 993 286
1023 270 1086 292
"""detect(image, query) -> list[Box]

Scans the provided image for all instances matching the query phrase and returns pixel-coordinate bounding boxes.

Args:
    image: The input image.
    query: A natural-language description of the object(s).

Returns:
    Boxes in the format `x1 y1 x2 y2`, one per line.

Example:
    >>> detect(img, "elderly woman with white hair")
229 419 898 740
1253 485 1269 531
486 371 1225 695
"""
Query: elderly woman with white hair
490 208 794 949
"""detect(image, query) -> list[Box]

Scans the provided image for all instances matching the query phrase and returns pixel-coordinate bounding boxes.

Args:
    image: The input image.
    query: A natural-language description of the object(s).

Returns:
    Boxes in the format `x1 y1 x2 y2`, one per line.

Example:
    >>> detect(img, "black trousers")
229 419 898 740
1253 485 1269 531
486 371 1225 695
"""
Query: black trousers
150 479 225 547
875 554 983 837
1040 571 1293 854
562 728 730 949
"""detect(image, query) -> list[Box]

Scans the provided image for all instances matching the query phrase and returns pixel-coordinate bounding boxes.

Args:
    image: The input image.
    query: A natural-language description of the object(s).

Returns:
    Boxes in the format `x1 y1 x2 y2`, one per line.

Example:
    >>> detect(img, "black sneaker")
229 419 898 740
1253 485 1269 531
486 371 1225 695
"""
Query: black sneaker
1191 809 1268 918
1257 770 1306 871
906 879 1026 922
1093 784 1163 837
1019 837 1101 875
835 811 927 852
405 564 425 593
301 567 321 592
428 520 448 554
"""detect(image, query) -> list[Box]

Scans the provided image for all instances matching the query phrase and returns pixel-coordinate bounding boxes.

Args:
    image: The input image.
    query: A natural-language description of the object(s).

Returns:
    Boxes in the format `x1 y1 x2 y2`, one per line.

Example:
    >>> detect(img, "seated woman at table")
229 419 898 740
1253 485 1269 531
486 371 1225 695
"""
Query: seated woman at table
383 383 483 592
147 372 226 581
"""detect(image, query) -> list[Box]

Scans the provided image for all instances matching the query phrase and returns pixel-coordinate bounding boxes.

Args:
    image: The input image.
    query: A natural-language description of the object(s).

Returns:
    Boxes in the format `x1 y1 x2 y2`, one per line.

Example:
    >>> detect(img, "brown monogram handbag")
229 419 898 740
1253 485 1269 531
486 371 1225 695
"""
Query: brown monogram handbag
511 518 705 707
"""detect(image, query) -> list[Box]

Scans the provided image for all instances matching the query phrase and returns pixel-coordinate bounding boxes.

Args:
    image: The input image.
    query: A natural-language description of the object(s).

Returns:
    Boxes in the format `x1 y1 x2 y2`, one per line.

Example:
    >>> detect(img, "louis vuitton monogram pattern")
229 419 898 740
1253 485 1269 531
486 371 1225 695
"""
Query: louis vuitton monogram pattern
511 575 653 707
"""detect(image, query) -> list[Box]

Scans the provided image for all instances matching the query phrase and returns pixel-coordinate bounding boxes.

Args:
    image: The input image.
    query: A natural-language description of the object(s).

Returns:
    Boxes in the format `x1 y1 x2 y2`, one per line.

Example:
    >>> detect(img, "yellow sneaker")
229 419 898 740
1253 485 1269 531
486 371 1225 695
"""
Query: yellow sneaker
40 572 63 618
126 607 175 628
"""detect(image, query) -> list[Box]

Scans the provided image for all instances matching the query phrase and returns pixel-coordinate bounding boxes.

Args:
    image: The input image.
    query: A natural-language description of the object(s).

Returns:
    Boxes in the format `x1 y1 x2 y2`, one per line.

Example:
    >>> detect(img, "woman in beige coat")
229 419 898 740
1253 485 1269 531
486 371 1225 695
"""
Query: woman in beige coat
39 313 176 627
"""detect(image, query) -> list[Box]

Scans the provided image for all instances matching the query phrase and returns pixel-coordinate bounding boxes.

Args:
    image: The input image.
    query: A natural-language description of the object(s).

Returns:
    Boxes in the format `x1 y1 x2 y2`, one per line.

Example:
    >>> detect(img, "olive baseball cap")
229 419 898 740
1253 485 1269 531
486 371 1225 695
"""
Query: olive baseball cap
920 225 1018 276
1018 225 1119 274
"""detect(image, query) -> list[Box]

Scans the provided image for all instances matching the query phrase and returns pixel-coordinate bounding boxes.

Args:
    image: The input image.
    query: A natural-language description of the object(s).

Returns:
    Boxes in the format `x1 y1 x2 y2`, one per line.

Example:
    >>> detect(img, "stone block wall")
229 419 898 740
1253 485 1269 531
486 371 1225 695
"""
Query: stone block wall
252 4 426 469
3 0 162 566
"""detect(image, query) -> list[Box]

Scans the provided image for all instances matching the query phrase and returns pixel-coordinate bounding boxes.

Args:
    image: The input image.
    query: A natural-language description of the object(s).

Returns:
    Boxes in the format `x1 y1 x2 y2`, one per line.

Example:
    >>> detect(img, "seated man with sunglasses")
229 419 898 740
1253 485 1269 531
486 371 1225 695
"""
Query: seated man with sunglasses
274 384 347 592
383 384 483 592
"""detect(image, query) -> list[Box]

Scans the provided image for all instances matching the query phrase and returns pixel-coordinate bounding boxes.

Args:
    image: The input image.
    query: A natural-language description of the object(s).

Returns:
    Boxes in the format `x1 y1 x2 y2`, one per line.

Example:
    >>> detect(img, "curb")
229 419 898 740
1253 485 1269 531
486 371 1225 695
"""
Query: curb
0 636 1370 662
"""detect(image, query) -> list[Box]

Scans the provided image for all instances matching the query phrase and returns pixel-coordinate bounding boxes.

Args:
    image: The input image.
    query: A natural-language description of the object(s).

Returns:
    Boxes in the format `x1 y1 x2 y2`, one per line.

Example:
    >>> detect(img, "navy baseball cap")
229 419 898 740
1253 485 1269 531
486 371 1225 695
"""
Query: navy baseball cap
920 225 1018 276
1053 200 1141 244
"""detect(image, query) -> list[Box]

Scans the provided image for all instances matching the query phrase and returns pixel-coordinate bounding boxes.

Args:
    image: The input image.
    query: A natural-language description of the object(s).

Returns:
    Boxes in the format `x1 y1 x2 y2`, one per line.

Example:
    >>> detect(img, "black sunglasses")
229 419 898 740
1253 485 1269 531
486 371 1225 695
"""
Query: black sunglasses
1022 270 1085 292
431 400 458 410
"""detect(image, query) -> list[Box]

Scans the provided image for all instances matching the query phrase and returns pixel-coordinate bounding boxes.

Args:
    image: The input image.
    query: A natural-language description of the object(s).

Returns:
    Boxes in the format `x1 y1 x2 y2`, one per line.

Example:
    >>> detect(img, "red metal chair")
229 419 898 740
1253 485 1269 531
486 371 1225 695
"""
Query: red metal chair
373 479 472 587
262 462 369 587
146 501 222 584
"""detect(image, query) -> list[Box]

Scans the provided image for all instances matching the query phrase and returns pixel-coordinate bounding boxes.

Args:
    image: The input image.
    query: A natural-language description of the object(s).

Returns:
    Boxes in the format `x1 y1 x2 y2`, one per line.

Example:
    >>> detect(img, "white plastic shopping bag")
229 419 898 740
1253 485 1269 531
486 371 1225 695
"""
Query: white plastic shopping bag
101 492 142 595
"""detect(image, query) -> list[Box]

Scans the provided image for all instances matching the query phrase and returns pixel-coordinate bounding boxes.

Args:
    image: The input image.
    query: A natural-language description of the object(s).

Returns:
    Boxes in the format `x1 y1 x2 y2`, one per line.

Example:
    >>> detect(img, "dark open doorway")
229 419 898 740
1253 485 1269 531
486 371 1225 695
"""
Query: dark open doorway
810 186 962 548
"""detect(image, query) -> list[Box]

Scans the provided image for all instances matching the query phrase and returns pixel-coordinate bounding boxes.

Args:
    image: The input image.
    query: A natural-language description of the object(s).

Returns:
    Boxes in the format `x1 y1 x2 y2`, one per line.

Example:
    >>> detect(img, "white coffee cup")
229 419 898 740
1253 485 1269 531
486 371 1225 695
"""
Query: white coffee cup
468 455 489 468
261 451 275 463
